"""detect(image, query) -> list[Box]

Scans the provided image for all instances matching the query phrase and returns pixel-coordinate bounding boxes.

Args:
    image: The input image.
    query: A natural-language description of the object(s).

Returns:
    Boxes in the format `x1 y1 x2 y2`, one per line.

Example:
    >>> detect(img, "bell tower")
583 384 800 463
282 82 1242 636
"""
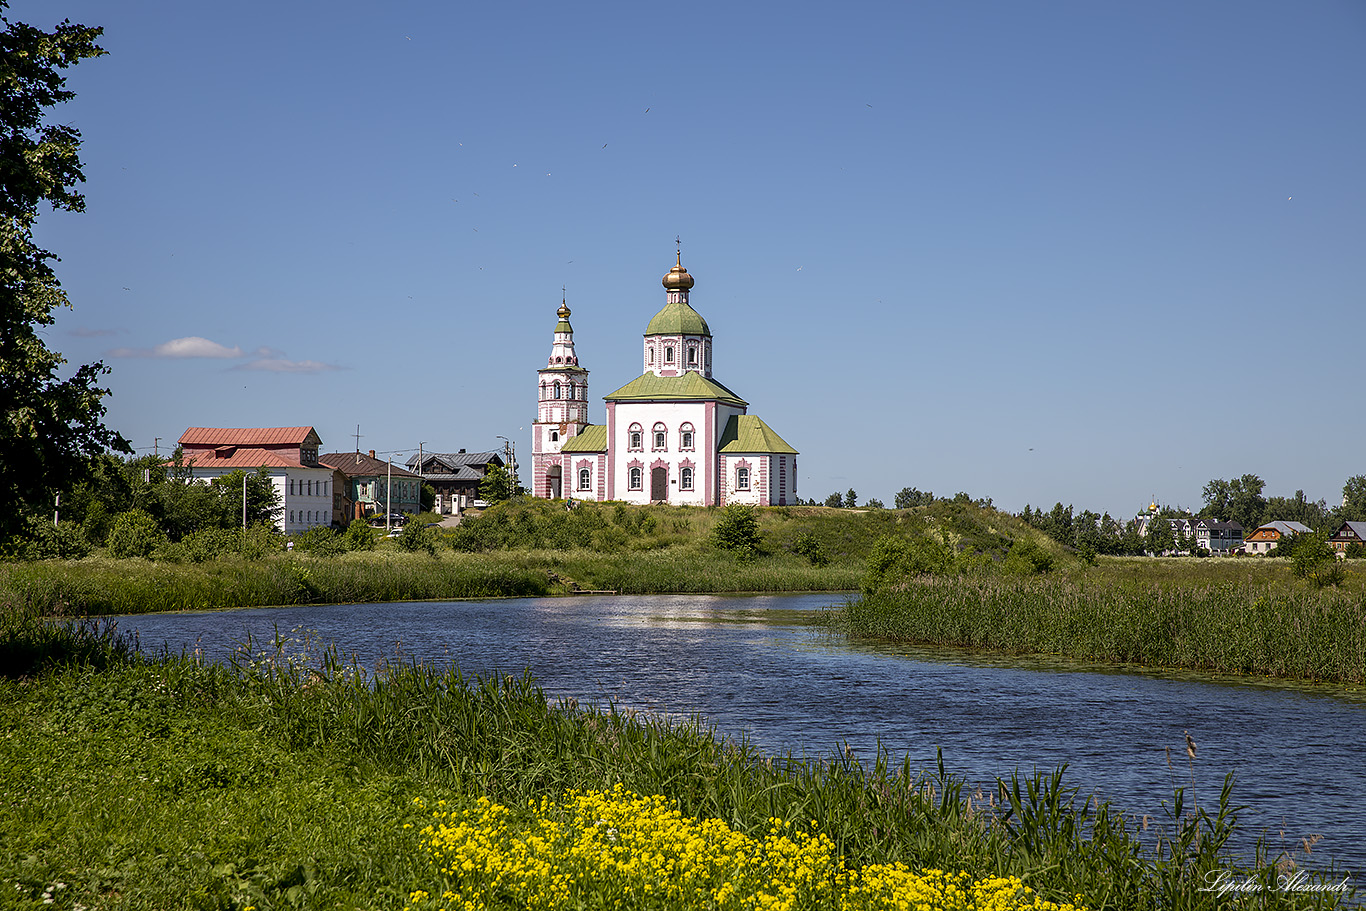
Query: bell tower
532 294 589 499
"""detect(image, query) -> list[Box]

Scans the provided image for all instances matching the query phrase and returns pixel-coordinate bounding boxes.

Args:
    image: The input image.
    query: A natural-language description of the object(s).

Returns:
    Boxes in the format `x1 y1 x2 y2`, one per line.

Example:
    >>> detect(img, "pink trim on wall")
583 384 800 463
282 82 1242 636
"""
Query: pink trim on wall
704 401 716 506
605 401 616 499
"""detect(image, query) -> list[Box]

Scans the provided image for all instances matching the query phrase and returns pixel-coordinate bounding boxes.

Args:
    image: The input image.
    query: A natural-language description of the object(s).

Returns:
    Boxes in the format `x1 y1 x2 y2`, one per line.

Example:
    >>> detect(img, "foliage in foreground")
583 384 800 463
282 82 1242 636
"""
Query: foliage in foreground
408 786 1085 911
0 611 1351 910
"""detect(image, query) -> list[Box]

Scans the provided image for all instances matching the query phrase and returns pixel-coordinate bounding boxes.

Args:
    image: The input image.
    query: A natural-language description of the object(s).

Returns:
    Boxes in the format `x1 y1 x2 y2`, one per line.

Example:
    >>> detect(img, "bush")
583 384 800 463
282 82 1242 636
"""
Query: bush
1 516 91 560
1004 538 1054 575
240 524 283 561
295 526 345 556
1290 532 1345 587
712 505 762 556
862 531 960 592
397 521 438 556
791 531 829 566
342 519 377 552
106 509 165 559
180 527 241 562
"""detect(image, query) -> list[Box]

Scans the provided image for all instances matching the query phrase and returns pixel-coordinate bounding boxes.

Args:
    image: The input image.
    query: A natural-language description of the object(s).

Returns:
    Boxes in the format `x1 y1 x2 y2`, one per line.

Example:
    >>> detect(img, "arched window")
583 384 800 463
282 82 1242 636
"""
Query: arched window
680 467 693 490
629 467 642 490
736 467 750 490
554 382 562 399
687 346 697 366
665 346 674 363
653 422 667 450
679 423 694 450
628 423 643 451
578 468 591 491
550 430 559 442
648 347 654 365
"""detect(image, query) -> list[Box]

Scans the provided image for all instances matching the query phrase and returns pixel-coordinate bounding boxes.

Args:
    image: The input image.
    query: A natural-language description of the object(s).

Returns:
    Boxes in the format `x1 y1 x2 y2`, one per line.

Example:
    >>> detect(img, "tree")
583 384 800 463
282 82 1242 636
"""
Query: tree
865 498 884 509
895 487 934 509
712 504 761 556
845 489 858 509
210 468 283 528
1201 474 1266 530
0 7 128 540
1264 490 1328 530
823 492 844 508
479 463 517 505
1145 517 1174 556
1340 476 1366 523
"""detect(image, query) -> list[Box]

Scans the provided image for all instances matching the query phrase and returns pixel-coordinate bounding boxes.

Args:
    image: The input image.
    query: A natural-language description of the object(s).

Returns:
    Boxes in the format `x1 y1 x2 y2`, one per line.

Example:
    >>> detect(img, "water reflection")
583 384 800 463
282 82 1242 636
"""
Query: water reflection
116 592 1366 880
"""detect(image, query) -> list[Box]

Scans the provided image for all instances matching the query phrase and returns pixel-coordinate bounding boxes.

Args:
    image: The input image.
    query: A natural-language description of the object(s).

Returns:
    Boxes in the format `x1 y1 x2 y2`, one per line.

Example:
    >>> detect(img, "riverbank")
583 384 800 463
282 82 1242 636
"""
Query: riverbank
3 611 1350 910
838 565 1366 686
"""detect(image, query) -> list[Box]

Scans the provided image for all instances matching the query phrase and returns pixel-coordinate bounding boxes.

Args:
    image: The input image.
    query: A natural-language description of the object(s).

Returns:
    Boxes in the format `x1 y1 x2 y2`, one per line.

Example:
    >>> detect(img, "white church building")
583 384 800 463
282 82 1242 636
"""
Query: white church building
532 254 797 506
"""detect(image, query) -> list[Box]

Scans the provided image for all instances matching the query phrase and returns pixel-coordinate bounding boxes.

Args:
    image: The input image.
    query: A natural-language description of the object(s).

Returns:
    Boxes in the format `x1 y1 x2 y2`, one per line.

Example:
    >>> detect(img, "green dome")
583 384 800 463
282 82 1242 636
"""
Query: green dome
645 301 711 337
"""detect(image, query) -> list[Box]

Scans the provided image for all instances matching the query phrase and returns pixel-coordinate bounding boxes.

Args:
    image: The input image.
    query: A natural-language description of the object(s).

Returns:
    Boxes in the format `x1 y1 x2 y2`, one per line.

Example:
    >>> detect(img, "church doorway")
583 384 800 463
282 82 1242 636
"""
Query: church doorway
651 466 668 502
547 465 562 500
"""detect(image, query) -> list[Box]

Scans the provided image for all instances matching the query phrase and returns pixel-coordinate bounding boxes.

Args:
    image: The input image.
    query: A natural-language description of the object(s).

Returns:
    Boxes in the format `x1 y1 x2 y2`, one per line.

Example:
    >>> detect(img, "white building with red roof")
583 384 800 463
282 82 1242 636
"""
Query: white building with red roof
176 426 340 533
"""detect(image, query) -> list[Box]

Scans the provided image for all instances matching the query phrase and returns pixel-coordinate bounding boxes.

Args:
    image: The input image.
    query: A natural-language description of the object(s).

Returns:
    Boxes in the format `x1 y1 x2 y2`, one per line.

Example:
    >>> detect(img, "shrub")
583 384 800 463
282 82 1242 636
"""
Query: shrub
342 519 376 551
1291 532 1345 588
1 516 91 560
712 505 762 556
792 531 829 566
862 531 960 592
295 525 345 556
1004 538 1054 575
240 524 283 561
180 527 241 562
397 521 438 556
106 509 165 559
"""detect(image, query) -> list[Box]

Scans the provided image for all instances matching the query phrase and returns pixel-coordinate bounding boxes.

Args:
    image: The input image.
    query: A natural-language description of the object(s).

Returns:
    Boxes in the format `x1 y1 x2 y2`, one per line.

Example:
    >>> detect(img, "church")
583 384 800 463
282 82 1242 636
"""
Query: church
532 253 797 506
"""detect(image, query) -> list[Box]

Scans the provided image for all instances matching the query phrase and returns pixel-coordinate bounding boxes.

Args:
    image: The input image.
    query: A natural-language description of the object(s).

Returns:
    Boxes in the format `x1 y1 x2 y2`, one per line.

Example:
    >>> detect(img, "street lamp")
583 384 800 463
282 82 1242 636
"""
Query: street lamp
496 435 517 495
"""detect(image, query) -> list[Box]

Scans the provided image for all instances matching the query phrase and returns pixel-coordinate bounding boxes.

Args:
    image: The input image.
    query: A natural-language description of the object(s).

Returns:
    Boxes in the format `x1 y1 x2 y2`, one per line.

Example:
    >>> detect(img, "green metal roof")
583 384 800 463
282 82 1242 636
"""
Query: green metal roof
559 424 607 452
644 301 711 337
554 319 573 333
718 415 797 454
603 372 747 407
537 365 588 374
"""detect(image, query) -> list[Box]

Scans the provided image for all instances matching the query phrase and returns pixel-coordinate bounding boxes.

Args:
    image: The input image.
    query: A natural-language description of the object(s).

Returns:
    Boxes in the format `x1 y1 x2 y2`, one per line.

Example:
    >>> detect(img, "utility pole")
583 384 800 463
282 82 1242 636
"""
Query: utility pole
386 457 393 533
153 437 161 458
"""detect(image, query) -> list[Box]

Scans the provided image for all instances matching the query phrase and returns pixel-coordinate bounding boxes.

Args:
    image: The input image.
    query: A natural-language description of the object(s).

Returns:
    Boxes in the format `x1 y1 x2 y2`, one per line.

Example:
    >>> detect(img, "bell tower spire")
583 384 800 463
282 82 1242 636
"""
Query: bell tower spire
532 291 590 498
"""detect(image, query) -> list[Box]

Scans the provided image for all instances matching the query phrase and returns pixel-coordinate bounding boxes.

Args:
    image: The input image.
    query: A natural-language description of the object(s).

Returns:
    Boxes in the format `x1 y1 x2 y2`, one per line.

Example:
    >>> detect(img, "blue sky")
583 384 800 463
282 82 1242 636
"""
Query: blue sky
17 0 1365 518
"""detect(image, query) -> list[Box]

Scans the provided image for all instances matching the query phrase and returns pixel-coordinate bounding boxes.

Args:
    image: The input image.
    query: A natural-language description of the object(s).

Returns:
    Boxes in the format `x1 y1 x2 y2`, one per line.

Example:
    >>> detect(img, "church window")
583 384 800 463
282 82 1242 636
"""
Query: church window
687 347 697 366
679 423 694 450
680 467 693 490
737 467 750 490
578 468 591 491
628 424 643 451
665 346 674 363
653 423 667 450
550 430 559 442
648 348 654 365
629 467 642 490
554 382 562 399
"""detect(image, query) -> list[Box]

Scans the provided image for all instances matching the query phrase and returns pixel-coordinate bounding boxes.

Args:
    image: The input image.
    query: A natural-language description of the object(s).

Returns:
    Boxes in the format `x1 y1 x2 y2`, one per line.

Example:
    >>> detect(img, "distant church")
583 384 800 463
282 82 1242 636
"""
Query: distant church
532 253 797 506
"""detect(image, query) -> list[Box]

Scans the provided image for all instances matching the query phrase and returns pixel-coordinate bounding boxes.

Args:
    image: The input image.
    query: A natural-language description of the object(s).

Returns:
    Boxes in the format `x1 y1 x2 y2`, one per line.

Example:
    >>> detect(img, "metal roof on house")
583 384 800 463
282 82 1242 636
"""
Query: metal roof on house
179 426 319 447
408 451 504 473
1331 521 1366 539
1250 520 1312 538
560 425 608 452
602 372 747 406
319 452 420 479
718 415 797 454
644 301 711 337
181 447 304 469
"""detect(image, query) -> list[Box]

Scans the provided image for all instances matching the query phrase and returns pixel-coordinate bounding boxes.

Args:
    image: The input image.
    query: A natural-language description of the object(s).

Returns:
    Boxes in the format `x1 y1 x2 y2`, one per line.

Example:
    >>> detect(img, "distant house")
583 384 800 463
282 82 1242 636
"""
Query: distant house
319 450 422 520
1193 519 1244 556
177 426 336 534
407 450 504 515
1327 521 1366 554
1242 521 1312 554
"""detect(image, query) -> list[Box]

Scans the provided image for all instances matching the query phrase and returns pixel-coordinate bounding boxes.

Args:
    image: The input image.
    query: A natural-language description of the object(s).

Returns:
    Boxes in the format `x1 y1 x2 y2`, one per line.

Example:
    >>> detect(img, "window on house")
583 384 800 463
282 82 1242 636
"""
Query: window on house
578 468 591 491
680 423 694 450
737 467 750 490
629 467 642 490
680 467 693 490
290 511 295 524
289 479 295 496
653 423 667 450
629 424 643 450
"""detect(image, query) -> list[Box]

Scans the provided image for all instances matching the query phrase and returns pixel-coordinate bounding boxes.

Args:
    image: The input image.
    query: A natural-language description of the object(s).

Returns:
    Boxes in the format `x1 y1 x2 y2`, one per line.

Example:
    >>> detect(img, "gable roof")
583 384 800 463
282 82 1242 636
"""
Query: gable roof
179 426 320 448
180 447 306 470
718 415 797 454
408 451 503 474
1330 521 1366 540
603 371 747 407
1250 520 1312 538
319 451 420 480
560 424 608 452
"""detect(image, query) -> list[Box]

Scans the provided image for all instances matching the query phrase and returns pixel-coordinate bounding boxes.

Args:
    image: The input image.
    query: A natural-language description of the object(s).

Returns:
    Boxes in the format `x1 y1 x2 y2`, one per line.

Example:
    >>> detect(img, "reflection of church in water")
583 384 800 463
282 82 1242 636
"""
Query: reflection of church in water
532 254 797 506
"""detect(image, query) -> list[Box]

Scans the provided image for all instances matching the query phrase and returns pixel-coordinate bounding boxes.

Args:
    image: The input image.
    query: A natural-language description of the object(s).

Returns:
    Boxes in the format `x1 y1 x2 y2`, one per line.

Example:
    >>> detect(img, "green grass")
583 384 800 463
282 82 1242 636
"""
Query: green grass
839 562 1366 685
0 610 1353 910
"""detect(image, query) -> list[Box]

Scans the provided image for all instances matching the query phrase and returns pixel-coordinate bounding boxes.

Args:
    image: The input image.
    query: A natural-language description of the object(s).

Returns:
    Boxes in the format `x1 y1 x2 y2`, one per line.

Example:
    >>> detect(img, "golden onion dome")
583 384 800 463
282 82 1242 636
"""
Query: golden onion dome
662 252 695 291
557 301 571 320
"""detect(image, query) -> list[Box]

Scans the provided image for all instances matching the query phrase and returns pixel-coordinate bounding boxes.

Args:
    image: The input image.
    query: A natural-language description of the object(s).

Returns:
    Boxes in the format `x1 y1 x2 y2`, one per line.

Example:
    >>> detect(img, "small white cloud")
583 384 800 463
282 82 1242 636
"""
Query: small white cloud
233 357 343 374
108 336 244 359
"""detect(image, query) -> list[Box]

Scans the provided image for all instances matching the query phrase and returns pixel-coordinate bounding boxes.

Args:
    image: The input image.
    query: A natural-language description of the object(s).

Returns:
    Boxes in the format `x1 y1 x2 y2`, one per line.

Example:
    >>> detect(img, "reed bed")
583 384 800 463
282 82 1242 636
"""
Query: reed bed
2 611 1350 910
842 574 1366 685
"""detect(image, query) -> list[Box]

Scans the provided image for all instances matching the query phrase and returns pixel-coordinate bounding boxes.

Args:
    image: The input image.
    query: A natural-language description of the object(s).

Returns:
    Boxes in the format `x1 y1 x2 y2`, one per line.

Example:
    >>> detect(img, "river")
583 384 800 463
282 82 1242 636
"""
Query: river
114 592 1366 881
